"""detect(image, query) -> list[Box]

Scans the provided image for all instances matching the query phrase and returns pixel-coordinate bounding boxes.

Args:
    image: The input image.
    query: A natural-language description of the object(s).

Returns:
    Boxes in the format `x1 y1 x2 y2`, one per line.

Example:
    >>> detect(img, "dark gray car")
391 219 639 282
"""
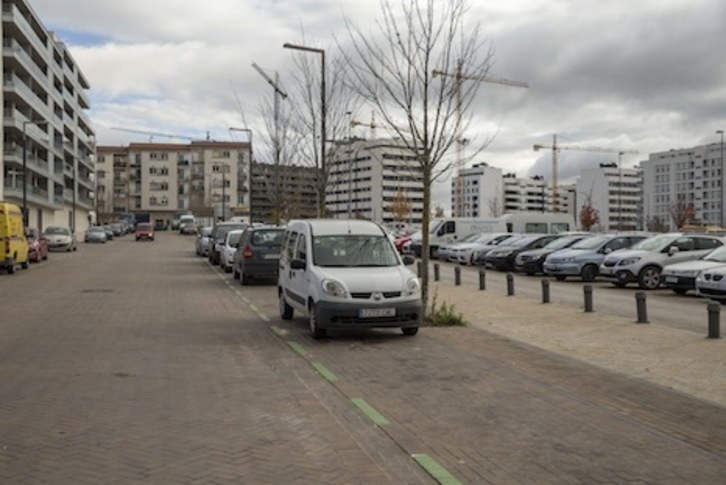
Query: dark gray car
232 226 285 285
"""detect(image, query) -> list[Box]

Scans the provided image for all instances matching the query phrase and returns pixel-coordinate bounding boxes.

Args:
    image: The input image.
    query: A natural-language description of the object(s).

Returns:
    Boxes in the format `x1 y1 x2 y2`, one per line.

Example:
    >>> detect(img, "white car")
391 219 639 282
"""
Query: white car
43 226 77 252
661 245 726 295
219 229 244 273
452 233 516 265
599 233 724 290
696 265 726 302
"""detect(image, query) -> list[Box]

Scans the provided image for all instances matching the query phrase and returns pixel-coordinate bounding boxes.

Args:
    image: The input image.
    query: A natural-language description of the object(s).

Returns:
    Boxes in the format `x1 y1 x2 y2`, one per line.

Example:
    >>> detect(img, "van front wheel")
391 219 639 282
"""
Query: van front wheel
308 302 326 339
401 327 418 336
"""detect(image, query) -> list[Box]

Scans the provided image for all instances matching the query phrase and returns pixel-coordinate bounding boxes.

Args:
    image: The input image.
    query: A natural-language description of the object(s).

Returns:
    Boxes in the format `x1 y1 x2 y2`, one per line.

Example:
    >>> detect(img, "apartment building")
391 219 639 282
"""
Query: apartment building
2 0 95 234
96 141 252 225
576 163 643 231
451 164 573 218
641 143 725 231
327 138 424 227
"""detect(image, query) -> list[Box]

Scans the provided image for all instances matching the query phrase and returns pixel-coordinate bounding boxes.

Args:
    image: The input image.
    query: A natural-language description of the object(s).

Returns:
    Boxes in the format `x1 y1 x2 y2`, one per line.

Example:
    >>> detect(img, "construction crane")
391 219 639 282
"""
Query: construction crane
533 134 639 213
111 127 201 142
351 111 377 139
433 61 529 216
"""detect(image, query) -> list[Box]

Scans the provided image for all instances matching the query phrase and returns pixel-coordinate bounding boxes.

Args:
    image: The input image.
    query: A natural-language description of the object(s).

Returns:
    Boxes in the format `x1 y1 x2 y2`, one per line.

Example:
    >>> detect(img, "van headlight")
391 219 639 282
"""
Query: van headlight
404 277 421 297
321 278 348 298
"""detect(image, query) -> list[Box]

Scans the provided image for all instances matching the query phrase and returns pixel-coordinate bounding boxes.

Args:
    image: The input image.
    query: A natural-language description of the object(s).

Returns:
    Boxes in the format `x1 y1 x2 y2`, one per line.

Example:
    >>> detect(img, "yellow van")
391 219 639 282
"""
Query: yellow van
0 202 29 274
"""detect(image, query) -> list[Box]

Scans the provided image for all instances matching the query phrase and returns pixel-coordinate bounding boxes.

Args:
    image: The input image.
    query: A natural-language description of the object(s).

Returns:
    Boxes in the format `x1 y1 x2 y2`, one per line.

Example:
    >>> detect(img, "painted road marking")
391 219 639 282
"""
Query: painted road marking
411 454 462 485
351 398 390 426
311 362 338 382
287 341 307 356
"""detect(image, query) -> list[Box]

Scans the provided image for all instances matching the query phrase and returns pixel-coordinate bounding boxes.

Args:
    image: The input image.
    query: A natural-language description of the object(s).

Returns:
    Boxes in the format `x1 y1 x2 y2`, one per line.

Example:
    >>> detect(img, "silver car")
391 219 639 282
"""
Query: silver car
84 226 108 244
195 226 213 256
660 245 726 295
43 226 77 252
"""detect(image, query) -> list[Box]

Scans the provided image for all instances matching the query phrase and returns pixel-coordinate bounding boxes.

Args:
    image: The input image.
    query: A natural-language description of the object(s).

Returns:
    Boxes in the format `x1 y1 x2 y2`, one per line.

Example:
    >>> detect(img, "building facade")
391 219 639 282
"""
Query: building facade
2 0 95 235
451 164 574 219
641 143 725 231
250 161 317 223
327 138 424 227
96 141 252 226
576 163 643 231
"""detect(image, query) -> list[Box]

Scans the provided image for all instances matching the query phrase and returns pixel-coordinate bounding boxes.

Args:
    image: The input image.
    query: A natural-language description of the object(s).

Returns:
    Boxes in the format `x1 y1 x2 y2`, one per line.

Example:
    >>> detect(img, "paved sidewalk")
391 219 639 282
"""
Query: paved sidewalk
431 279 726 408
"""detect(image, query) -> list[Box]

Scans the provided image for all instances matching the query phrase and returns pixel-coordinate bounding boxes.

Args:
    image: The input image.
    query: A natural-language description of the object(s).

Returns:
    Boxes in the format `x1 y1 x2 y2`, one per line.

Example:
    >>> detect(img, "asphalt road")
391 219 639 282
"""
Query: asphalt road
1 232 725 484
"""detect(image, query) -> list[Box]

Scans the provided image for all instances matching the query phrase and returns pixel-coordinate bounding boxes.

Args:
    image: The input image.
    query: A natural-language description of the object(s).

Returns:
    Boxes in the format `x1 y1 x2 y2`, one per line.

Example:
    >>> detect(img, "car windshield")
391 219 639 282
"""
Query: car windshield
44 227 69 235
630 234 676 251
458 233 481 244
89 227 105 233
313 235 399 267
214 224 247 241
137 223 152 230
544 235 584 250
571 235 611 249
227 231 243 246
200 227 213 237
703 246 726 262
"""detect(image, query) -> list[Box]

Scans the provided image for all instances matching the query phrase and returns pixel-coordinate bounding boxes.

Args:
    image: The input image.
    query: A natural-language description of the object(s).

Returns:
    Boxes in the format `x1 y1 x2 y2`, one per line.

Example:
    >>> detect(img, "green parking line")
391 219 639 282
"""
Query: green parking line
287 341 307 356
270 325 285 336
411 454 462 485
311 362 338 382
351 398 389 426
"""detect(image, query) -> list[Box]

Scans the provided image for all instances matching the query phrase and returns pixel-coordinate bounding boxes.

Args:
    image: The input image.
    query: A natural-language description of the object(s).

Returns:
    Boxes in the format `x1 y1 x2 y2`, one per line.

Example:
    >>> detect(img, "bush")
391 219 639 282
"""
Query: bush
424 292 467 327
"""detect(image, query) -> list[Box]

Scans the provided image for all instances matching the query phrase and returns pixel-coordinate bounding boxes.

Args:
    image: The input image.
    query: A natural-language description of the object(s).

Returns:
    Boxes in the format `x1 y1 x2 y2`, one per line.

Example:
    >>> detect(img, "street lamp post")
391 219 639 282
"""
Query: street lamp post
283 42 326 217
718 130 724 227
21 120 48 227
618 151 623 231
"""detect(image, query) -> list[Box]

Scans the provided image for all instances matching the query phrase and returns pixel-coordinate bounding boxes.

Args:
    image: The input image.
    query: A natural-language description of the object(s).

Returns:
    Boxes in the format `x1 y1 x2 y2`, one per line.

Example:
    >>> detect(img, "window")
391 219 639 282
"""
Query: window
295 233 307 261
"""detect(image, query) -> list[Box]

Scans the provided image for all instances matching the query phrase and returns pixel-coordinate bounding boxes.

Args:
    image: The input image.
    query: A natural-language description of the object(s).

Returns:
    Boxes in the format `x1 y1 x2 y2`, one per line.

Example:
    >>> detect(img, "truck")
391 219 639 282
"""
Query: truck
409 213 576 258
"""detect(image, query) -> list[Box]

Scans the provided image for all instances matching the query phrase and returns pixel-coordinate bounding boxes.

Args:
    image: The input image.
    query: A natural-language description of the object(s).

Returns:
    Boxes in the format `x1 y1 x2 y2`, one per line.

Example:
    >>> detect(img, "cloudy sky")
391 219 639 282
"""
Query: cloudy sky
29 0 726 210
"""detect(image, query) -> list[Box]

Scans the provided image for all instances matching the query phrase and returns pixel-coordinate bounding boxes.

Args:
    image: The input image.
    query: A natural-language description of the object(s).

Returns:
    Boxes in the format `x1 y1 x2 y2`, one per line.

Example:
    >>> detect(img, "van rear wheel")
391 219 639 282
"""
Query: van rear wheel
279 291 293 320
308 302 326 339
7 258 16 274
401 327 418 336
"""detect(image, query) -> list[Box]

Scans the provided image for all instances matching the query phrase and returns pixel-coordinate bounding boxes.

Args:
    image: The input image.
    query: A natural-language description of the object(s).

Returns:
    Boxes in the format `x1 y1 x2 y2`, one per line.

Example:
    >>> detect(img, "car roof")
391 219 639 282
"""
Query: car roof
293 219 385 237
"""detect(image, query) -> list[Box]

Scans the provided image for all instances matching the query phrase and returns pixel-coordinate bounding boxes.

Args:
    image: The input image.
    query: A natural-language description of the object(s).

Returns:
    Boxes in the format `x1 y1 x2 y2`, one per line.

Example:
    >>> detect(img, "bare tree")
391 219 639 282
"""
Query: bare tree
487 196 502 218
670 196 696 229
646 216 668 233
579 196 599 231
341 0 495 309
285 38 359 217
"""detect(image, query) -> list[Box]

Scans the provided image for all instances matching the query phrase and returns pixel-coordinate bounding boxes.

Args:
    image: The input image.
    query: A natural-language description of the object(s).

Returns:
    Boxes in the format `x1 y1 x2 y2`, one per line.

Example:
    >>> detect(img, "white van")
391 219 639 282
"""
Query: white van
278 219 422 339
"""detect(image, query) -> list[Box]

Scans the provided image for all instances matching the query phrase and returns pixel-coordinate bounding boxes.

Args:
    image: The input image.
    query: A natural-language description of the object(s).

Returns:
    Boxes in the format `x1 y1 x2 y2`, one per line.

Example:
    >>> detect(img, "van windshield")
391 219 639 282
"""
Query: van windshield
313 235 400 267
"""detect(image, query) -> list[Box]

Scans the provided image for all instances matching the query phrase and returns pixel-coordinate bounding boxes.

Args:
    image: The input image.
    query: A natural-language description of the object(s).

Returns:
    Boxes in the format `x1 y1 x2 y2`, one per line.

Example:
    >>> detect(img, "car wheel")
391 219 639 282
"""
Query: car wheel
555 275 566 281
672 288 688 295
233 267 240 280
7 258 15 274
401 327 418 336
638 265 662 290
279 291 293 320
581 264 598 282
308 301 326 339
224 264 232 273
21 259 29 269
241 271 250 285
43 253 48 260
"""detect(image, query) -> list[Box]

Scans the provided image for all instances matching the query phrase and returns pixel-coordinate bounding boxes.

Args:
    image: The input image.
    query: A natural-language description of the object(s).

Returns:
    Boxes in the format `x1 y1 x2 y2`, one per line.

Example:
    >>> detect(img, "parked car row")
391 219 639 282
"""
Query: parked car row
195 222 286 285
413 227 726 300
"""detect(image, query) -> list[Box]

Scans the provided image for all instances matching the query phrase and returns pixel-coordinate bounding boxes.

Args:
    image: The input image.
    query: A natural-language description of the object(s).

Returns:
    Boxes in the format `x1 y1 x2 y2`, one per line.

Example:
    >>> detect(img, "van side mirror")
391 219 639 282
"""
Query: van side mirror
291 259 306 270
402 255 415 265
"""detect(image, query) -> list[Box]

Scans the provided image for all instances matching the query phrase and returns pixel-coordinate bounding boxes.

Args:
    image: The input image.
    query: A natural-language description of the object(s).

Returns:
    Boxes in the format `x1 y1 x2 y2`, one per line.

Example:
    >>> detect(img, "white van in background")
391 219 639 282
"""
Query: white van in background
278 219 422 339
409 213 575 258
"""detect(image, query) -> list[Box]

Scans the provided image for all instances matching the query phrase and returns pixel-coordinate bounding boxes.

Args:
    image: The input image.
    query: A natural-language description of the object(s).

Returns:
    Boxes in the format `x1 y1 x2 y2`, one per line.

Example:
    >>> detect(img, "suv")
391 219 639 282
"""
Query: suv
543 233 648 282
599 233 724 290
278 219 421 339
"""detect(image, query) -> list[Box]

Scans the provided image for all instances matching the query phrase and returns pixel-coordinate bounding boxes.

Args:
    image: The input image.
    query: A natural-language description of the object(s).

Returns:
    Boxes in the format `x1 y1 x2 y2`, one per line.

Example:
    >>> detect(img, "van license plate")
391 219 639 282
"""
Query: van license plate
664 276 678 283
359 308 395 318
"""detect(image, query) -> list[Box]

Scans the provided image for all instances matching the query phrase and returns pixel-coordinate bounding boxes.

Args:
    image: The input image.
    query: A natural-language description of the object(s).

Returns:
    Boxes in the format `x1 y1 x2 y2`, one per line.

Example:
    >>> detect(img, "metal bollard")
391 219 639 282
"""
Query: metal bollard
507 273 515 296
635 291 649 323
434 263 440 282
541 278 550 304
583 284 593 312
417 261 421 277
454 266 461 286
479 269 486 291
707 301 721 339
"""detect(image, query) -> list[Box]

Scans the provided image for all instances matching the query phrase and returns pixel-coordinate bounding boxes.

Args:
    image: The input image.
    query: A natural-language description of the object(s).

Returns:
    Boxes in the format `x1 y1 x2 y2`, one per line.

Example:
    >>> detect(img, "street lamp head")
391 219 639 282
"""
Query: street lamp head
283 42 324 54
717 130 724 136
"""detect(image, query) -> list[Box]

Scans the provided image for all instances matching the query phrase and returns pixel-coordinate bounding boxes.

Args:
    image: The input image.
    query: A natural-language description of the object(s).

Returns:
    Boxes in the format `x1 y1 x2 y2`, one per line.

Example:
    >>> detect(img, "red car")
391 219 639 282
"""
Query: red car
394 235 412 253
25 227 49 262
135 222 155 241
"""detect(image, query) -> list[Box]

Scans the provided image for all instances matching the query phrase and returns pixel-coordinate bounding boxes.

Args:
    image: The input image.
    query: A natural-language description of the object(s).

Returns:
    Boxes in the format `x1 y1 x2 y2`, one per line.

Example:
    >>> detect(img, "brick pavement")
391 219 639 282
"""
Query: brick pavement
2 233 726 484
